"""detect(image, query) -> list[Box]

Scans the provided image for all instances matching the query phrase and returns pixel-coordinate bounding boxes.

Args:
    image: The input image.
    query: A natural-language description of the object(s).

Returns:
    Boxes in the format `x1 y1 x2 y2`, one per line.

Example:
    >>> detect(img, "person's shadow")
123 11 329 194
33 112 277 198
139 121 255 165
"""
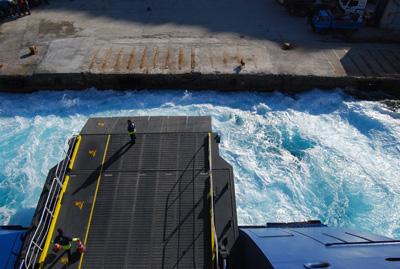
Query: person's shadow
72 141 134 195
234 66 243 74
42 250 82 268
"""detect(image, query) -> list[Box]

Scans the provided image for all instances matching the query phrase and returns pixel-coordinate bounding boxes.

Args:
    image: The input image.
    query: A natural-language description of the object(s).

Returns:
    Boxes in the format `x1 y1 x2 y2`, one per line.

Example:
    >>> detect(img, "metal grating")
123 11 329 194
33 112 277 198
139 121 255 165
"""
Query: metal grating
81 170 211 268
102 133 207 173
81 116 212 135
79 129 211 268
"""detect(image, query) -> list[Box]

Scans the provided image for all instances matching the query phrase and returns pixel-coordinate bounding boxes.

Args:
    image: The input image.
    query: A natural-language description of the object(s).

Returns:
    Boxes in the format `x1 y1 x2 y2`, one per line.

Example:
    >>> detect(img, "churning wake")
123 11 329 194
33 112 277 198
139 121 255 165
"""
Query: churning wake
1 88 399 239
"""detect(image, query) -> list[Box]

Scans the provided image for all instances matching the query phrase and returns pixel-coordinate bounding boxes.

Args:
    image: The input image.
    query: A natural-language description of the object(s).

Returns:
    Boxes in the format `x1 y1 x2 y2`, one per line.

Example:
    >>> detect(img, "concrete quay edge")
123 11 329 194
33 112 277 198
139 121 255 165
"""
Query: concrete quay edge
1 72 400 96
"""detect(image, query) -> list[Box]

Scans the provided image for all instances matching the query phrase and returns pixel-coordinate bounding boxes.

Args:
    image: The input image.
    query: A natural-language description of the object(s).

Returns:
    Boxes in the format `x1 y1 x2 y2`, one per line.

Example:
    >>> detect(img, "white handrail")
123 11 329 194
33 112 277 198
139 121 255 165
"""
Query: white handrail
208 132 219 268
23 135 78 269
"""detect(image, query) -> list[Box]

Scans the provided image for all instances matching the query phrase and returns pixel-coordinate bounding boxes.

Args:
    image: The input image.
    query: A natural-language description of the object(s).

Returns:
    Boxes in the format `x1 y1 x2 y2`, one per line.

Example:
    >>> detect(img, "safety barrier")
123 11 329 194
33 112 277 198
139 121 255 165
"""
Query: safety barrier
23 135 78 269
208 132 219 269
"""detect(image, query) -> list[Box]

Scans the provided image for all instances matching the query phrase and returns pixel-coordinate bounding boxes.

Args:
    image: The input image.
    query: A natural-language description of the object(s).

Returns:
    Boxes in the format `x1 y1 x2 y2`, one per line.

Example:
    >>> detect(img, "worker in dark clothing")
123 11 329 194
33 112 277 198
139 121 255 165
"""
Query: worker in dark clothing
127 120 136 144
307 6 315 24
52 228 78 262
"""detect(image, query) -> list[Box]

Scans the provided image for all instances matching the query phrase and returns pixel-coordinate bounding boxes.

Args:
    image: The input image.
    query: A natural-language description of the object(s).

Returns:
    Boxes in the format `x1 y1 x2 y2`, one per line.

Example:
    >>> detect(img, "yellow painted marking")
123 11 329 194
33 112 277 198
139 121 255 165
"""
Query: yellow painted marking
61 257 69 265
127 46 136 69
89 150 97 157
102 47 113 69
79 135 111 269
68 135 81 170
208 132 216 269
165 47 171 69
191 46 195 70
179 46 183 69
115 47 124 69
153 46 159 68
38 176 71 268
211 180 215 269
75 201 84 210
89 49 99 70
140 46 148 69
98 123 105 127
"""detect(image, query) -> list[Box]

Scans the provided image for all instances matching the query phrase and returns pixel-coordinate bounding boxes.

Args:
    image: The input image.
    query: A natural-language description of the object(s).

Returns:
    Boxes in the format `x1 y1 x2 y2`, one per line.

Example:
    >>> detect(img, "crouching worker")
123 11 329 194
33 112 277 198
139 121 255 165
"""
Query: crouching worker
52 228 78 262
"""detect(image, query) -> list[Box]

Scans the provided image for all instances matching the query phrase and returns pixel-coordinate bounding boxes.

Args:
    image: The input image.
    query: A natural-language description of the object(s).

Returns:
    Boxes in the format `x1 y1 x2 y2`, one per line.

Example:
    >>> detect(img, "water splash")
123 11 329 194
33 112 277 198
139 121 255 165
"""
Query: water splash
0 88 399 239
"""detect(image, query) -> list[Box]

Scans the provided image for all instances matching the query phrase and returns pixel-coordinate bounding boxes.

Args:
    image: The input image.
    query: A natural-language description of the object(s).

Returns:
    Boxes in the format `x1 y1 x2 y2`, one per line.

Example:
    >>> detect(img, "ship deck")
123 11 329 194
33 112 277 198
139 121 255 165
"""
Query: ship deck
38 116 239 268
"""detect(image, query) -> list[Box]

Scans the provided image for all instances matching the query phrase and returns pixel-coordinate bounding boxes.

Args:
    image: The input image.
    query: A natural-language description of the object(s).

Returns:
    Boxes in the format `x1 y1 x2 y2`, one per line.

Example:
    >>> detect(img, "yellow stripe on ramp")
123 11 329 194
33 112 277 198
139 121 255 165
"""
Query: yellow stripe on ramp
79 134 111 269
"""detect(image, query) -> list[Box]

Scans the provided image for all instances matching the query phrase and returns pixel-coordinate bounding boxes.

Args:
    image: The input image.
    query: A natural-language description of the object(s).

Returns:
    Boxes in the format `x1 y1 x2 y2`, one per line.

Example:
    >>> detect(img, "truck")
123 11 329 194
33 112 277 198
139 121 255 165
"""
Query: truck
311 9 366 35
279 0 371 18
279 0 338 17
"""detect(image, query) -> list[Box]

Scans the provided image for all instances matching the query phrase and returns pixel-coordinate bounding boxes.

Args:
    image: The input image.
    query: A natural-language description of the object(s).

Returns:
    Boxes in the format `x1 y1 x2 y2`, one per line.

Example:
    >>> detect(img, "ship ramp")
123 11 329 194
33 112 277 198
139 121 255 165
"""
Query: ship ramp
27 116 239 269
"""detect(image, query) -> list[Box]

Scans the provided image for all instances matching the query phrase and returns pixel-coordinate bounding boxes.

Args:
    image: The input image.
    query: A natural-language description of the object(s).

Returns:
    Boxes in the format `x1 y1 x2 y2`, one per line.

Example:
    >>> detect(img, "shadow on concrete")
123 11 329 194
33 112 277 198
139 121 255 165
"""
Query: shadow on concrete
20 53 34 59
33 0 400 47
3 0 332 49
2 0 398 48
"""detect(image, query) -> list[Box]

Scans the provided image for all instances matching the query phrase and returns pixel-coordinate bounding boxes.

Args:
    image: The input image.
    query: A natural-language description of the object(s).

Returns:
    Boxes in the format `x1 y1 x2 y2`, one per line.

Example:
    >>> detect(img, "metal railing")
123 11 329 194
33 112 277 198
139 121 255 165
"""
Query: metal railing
208 132 219 268
24 135 78 269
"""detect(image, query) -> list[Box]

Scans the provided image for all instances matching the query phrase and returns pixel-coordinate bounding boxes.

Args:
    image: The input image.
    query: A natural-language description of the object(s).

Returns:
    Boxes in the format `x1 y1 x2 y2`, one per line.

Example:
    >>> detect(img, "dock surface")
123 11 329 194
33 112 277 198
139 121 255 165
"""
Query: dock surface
1 0 400 93
37 116 238 268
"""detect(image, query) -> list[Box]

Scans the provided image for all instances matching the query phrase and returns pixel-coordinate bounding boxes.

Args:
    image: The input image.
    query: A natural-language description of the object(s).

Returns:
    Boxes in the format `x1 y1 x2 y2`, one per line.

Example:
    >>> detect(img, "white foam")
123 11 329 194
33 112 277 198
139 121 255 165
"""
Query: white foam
0 89 399 239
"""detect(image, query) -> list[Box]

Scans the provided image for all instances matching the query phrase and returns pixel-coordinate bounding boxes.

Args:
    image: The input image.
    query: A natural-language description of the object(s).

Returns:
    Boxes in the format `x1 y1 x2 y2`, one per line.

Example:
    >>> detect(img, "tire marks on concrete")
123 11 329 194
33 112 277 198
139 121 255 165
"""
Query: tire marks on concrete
88 45 266 73
89 45 400 78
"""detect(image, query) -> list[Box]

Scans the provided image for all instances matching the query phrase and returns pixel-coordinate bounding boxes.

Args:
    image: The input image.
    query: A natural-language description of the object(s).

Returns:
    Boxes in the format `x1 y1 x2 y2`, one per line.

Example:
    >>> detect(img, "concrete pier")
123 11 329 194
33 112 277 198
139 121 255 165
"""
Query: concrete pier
1 0 400 94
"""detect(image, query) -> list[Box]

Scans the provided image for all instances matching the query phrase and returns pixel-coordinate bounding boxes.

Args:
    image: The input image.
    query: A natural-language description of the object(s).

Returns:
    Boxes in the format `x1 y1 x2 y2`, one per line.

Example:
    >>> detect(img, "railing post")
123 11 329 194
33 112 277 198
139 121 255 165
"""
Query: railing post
54 177 63 189
31 241 43 251
24 135 78 269
44 207 54 218
208 132 219 269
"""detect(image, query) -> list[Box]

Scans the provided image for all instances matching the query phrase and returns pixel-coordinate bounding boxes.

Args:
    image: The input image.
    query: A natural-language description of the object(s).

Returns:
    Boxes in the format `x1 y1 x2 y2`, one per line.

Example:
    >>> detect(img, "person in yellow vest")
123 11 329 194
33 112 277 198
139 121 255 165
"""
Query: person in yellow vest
127 119 136 144
52 228 78 262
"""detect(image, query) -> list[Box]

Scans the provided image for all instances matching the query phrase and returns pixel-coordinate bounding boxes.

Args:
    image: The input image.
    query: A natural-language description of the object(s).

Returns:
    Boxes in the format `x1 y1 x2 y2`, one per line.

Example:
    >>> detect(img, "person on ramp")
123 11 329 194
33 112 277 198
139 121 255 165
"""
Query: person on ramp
52 228 78 262
127 119 136 144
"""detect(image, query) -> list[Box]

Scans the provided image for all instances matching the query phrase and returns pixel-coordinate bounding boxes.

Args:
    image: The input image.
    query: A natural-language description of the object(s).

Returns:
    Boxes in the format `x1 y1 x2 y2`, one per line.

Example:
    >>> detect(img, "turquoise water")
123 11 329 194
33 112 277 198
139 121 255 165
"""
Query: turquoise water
1 88 400 239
